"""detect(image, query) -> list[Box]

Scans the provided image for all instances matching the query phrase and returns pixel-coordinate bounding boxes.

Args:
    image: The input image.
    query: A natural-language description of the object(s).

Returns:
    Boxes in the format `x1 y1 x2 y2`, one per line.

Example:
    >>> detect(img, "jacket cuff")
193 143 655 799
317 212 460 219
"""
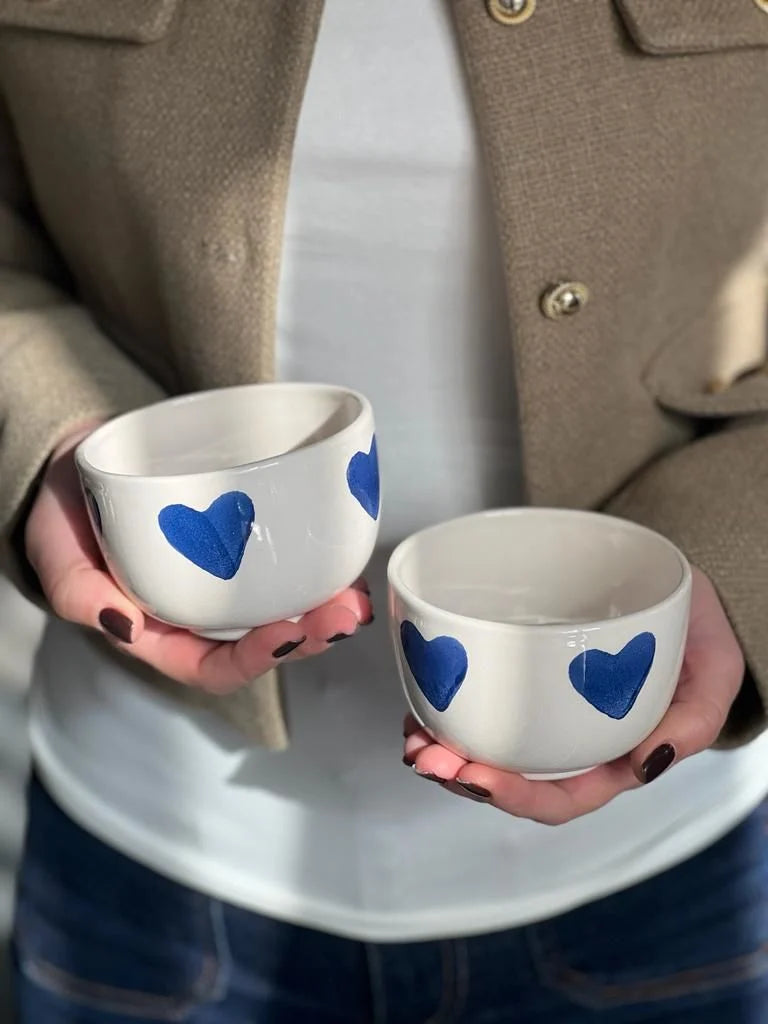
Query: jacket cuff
0 303 165 599
606 416 768 747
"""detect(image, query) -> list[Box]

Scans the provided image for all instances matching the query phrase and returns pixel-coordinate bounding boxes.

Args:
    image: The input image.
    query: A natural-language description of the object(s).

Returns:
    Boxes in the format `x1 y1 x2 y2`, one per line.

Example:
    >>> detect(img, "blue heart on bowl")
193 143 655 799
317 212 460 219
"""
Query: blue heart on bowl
568 632 656 720
400 620 468 712
347 437 380 520
158 491 255 580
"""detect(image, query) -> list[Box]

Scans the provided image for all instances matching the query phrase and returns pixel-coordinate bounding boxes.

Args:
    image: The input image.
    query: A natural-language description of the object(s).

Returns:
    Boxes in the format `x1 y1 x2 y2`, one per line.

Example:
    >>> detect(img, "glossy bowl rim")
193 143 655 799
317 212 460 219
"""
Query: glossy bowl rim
75 382 373 483
387 507 692 635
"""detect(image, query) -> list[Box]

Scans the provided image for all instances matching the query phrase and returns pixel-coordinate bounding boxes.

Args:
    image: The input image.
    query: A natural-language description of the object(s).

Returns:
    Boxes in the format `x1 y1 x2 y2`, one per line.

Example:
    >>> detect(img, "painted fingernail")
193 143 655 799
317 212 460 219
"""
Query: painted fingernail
455 781 492 802
272 637 306 659
641 743 676 784
99 608 134 644
414 769 446 786
402 754 415 767
327 632 352 643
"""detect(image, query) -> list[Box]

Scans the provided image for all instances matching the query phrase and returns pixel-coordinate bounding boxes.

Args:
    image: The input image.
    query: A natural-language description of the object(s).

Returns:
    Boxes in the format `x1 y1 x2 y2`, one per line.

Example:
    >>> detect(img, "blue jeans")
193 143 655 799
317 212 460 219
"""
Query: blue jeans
11 776 768 1023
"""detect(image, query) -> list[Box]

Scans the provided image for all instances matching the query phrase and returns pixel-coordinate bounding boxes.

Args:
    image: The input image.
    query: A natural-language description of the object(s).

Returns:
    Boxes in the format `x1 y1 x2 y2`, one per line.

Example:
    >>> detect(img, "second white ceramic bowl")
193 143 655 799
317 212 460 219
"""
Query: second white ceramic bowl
388 508 691 777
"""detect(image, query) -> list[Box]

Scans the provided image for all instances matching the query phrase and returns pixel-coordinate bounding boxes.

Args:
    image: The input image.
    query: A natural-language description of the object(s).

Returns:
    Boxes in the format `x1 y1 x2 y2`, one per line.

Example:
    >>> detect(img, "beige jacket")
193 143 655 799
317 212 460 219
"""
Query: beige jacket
1 0 767 748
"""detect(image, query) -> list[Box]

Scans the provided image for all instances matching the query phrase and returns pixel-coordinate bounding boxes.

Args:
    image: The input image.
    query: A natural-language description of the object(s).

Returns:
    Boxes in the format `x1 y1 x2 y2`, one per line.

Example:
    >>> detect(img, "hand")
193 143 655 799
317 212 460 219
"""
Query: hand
403 566 743 821
25 424 373 694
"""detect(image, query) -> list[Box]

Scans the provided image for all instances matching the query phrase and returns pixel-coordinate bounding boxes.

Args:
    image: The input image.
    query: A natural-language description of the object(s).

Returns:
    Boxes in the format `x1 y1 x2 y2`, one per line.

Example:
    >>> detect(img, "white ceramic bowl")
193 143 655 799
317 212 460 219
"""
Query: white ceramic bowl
388 508 691 777
76 383 380 640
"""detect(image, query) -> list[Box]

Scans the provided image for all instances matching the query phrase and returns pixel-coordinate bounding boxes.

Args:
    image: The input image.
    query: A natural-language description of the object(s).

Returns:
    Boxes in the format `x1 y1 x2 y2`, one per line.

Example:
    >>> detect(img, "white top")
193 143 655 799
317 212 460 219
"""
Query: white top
29 0 768 942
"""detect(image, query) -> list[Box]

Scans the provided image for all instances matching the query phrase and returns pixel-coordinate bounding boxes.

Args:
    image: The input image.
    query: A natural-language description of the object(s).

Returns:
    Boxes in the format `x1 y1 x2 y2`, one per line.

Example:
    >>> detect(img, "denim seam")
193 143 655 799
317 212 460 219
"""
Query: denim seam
527 926 768 1010
207 900 232 1003
364 941 388 1024
452 939 470 1021
425 941 455 1024
19 952 219 1021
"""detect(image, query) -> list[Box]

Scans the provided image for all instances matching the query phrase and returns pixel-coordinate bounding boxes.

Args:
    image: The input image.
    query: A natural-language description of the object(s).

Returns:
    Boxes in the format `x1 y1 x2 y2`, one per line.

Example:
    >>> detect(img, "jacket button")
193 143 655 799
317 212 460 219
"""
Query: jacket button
540 281 590 320
754 0 768 13
486 0 536 26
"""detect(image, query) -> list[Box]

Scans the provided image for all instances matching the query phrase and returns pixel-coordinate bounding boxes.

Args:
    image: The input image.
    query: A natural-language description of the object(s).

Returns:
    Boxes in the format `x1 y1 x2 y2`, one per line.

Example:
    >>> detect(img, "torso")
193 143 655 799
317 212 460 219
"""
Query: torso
29 0 768 941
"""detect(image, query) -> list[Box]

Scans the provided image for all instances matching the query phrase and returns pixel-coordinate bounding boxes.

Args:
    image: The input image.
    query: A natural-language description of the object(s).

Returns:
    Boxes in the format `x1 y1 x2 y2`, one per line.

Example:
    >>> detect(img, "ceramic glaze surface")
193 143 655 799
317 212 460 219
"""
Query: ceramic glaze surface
388 509 691 776
77 384 379 638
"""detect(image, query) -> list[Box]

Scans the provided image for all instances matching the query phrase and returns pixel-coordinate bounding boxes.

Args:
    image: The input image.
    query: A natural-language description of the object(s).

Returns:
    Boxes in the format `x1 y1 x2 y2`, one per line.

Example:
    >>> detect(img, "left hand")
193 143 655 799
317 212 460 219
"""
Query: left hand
403 566 744 822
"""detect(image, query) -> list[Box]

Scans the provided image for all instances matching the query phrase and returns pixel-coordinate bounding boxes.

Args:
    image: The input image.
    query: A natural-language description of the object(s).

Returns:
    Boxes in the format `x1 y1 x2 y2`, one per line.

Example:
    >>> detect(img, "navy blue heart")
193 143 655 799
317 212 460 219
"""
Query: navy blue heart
568 632 656 720
158 491 255 580
347 437 380 520
400 620 468 712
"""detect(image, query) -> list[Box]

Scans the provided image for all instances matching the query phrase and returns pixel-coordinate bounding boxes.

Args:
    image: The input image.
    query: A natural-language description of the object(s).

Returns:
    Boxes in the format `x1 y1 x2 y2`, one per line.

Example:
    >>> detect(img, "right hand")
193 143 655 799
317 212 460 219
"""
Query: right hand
24 424 374 694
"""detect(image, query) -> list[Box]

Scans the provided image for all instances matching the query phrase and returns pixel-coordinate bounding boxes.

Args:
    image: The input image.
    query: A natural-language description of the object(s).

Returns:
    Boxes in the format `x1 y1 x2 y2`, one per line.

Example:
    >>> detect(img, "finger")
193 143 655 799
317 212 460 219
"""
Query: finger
630 574 744 783
450 758 639 822
46 562 145 644
125 588 374 692
298 588 373 647
127 616 311 691
409 737 469 780
26 488 145 644
403 727 440 765
403 712 420 737
318 585 372 617
629 667 740 784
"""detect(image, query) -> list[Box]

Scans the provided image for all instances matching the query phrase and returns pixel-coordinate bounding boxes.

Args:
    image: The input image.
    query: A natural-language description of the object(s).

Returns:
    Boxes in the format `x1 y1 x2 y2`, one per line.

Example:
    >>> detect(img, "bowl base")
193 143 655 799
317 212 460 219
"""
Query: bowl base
193 628 250 642
521 766 597 781
193 613 304 643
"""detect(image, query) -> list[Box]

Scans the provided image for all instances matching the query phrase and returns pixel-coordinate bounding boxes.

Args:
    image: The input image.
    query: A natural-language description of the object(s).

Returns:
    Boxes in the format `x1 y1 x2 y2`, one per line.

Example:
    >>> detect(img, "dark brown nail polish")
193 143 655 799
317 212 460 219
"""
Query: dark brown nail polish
641 743 676 784
402 754 415 767
414 770 446 786
99 608 134 644
272 637 306 659
327 632 352 643
456 781 492 802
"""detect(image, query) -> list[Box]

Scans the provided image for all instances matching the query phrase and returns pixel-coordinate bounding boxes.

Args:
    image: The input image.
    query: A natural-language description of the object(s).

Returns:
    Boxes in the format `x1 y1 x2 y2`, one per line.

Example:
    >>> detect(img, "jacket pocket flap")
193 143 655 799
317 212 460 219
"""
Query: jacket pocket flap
0 0 180 43
615 0 768 55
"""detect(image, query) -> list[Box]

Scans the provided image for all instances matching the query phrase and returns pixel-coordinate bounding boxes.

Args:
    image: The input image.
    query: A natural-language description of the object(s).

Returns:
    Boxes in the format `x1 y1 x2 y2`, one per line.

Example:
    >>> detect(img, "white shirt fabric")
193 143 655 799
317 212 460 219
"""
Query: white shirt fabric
29 0 768 942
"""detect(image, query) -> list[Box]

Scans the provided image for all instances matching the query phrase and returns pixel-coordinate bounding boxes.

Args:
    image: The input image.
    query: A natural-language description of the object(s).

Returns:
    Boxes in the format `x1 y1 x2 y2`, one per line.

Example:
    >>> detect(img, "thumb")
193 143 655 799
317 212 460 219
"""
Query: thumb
46 560 145 646
629 570 744 785
629 644 743 785
25 429 145 646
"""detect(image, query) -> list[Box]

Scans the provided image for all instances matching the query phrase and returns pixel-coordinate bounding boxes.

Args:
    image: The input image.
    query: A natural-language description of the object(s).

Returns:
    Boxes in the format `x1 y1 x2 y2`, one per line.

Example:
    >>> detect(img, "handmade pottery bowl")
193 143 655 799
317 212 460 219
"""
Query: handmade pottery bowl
388 508 691 777
76 383 379 640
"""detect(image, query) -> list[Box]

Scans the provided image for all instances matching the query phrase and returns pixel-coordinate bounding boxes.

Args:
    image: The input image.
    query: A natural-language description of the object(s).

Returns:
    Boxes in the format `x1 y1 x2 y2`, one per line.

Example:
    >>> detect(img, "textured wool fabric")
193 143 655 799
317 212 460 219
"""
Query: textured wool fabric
0 0 766 746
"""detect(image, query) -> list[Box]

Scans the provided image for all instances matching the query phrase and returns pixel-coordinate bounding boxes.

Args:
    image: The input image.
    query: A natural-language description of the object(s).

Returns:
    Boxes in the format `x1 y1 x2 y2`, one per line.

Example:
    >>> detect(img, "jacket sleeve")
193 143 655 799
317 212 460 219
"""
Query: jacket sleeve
0 101 164 601
606 412 768 747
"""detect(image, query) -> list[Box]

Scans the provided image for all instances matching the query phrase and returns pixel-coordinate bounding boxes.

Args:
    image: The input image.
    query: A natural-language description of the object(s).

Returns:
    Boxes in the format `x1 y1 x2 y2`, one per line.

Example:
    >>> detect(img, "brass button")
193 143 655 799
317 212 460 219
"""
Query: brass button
486 0 536 26
540 281 589 320
753 0 768 13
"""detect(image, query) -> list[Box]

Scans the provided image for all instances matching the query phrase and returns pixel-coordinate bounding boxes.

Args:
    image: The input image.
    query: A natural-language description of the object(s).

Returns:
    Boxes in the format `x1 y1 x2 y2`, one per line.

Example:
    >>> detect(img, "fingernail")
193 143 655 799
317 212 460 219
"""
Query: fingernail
327 632 352 643
99 608 134 644
361 612 375 626
414 769 446 786
402 754 415 767
455 781 492 802
641 743 676 784
272 637 306 659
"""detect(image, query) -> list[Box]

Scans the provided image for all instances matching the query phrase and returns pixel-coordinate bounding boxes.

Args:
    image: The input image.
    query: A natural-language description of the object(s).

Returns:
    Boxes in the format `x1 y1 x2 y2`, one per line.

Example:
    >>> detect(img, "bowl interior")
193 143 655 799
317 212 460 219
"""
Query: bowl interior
391 510 685 624
80 384 363 477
